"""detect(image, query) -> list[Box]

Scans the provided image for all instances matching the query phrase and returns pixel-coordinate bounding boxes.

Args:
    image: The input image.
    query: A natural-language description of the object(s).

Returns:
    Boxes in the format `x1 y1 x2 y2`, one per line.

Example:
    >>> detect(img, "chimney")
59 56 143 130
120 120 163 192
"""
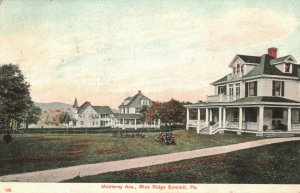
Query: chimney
268 47 278 58
138 90 141 94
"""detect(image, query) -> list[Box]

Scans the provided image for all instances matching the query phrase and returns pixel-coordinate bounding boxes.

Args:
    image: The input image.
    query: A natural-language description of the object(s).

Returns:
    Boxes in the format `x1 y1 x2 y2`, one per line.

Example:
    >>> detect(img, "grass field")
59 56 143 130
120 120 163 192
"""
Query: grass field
0 130 260 176
65 141 300 184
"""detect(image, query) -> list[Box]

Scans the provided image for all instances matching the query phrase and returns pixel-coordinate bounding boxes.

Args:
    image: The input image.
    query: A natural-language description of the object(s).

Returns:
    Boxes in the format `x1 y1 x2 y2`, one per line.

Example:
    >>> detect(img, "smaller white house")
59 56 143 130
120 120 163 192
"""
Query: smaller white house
112 90 160 129
70 99 113 127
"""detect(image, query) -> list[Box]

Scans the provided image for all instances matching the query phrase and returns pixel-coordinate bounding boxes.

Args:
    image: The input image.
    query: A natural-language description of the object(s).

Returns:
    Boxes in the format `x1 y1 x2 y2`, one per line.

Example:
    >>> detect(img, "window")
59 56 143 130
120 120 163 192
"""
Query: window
249 82 255 96
241 65 244 74
229 84 233 95
218 85 227 95
233 67 236 74
237 64 240 73
245 81 257 97
80 121 84 125
236 83 240 97
141 100 148 105
285 63 291 73
101 114 108 118
272 81 284 96
95 121 98 125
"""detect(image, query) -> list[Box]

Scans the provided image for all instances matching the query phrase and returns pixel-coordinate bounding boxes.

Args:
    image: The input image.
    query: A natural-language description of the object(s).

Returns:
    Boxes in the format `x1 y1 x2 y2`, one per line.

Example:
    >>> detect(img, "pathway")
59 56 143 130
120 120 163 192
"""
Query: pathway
0 137 299 182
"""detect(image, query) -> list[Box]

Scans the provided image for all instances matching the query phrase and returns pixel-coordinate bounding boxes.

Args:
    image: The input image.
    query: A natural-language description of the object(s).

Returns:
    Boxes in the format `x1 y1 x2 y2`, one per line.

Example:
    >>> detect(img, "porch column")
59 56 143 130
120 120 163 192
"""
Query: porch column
209 109 213 122
122 118 125 130
288 107 292 131
258 106 264 133
205 108 209 127
186 108 190 130
134 119 137 130
223 108 226 129
238 107 242 134
197 108 200 133
218 107 222 128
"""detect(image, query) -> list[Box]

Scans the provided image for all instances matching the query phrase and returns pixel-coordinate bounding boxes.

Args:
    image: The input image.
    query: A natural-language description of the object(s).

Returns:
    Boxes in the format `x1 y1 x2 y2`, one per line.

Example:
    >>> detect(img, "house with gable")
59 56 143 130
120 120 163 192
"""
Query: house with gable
185 47 300 136
112 90 160 129
70 98 114 127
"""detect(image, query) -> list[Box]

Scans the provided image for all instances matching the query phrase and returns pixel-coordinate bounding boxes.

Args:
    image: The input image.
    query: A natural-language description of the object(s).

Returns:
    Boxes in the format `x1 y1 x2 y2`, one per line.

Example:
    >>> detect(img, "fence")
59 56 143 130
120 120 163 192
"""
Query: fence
0 126 181 135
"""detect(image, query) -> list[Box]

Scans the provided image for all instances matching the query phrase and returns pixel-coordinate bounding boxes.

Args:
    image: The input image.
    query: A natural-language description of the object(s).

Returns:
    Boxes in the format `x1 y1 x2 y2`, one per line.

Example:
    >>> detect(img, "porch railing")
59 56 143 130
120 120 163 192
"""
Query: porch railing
188 120 206 128
225 121 257 130
226 121 238 128
291 123 300 130
206 94 239 103
227 73 243 81
209 122 220 134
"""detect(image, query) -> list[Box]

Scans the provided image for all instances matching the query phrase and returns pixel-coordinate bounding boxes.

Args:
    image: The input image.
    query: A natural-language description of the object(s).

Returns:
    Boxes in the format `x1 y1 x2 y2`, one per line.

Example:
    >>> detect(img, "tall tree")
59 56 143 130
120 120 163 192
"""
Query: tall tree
0 64 33 132
23 104 42 129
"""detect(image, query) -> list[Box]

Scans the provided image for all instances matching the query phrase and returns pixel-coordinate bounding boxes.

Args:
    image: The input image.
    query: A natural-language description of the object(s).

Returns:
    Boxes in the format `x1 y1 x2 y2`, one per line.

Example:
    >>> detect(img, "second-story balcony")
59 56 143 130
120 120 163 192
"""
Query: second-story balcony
227 73 243 81
206 94 240 103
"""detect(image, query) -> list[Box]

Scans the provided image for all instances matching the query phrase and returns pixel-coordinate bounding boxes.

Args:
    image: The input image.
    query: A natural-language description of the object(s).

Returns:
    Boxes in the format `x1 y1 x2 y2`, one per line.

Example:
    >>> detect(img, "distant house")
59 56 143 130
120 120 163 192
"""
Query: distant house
112 90 160 129
70 98 113 127
185 47 300 136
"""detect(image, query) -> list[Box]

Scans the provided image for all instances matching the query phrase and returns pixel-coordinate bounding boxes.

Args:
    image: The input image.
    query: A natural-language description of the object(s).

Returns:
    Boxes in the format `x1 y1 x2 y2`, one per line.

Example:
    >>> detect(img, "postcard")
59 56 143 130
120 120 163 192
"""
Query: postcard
0 0 299 193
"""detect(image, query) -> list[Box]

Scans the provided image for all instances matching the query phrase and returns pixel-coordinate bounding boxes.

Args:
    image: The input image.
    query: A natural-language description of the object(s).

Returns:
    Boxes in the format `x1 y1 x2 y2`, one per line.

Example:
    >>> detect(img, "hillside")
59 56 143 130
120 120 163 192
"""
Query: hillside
35 102 72 113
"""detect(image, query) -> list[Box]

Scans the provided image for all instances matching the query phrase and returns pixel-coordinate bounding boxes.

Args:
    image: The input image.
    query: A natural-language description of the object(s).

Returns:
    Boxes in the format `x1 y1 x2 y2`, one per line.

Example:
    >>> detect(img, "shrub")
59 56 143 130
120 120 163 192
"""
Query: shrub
263 125 268 132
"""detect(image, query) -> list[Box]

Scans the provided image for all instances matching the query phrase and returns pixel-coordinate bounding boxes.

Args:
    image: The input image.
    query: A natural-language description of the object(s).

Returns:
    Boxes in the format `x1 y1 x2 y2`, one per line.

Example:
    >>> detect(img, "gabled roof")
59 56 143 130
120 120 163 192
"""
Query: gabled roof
77 101 92 114
237 55 261 64
77 101 113 115
93 106 113 114
119 91 152 108
270 55 290 64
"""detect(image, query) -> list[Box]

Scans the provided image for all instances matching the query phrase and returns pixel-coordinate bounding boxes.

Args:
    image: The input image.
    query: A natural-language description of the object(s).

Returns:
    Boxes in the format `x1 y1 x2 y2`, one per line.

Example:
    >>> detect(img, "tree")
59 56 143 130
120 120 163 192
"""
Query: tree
141 102 163 124
23 104 42 129
58 111 70 125
0 64 33 132
141 99 186 127
160 99 186 126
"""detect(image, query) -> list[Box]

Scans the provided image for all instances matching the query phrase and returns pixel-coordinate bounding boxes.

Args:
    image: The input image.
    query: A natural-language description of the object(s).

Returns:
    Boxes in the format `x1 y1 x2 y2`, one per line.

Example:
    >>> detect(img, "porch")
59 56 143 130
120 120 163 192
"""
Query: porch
112 113 160 130
186 104 300 136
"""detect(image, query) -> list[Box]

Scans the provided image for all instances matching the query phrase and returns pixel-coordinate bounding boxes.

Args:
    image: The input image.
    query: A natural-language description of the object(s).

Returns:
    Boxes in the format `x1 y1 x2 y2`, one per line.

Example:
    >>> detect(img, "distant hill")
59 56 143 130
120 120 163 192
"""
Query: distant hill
35 102 72 113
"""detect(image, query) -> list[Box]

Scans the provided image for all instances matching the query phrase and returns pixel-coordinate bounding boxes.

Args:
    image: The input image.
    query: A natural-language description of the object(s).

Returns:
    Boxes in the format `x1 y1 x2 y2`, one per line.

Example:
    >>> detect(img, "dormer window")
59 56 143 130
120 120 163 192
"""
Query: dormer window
237 64 240 73
285 63 291 73
233 67 236 74
241 65 244 74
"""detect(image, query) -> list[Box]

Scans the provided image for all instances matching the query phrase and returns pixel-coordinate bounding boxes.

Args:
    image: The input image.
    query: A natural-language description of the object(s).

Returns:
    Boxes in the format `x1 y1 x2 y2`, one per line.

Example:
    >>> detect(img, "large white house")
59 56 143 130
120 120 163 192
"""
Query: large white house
186 48 300 136
70 99 114 127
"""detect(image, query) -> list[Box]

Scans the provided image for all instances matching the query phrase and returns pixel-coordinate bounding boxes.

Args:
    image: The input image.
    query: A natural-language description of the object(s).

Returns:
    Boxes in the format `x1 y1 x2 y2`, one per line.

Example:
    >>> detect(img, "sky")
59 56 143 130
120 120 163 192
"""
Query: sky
1 0 300 108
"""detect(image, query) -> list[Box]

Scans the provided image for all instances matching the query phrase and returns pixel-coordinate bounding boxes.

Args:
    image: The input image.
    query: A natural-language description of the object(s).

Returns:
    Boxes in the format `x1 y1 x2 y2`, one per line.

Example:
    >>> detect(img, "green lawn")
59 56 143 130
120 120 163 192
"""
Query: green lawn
65 141 300 184
0 130 260 176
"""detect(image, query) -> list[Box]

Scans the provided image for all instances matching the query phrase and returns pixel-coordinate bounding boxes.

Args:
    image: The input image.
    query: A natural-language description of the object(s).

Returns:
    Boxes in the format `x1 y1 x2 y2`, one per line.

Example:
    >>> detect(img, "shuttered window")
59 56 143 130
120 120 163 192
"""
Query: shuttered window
245 81 257 97
272 81 284 96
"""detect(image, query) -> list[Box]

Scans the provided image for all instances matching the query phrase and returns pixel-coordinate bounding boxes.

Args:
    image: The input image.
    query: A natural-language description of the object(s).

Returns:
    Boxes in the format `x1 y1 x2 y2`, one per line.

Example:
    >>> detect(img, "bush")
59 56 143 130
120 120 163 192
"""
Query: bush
3 134 13 144
263 125 268 131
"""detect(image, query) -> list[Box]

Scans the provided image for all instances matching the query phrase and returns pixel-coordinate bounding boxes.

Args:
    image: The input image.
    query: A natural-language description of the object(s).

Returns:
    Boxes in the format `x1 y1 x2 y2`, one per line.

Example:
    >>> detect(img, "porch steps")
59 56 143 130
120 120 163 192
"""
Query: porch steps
199 127 210 134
